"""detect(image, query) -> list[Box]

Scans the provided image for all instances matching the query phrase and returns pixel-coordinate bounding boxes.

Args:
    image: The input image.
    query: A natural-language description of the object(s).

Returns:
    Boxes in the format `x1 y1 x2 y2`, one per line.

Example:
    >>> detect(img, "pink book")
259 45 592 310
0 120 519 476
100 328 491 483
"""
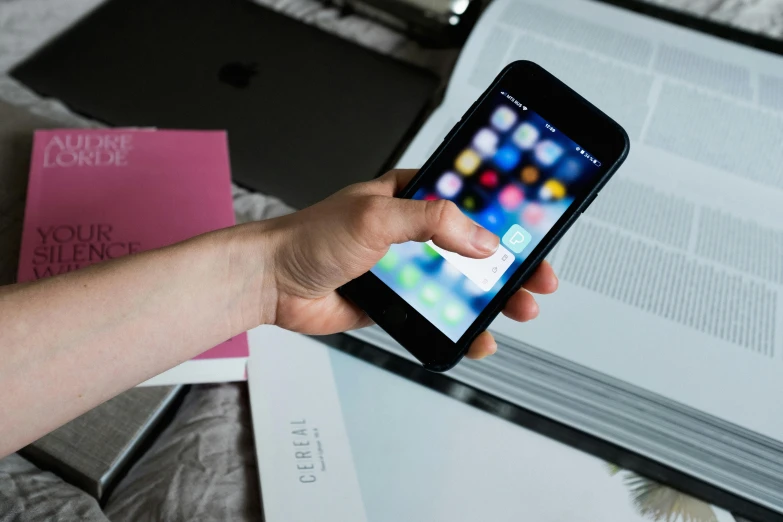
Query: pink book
18 129 248 385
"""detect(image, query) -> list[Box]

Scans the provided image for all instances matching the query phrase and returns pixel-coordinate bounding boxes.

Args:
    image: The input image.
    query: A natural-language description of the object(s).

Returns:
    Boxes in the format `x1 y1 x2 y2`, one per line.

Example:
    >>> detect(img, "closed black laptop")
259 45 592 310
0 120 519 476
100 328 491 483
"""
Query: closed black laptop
11 0 439 208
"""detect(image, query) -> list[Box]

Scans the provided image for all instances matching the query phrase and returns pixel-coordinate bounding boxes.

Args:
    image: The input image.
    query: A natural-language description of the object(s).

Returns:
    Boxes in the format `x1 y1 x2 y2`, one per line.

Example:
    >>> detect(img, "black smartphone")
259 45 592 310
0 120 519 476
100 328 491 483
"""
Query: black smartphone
340 60 630 372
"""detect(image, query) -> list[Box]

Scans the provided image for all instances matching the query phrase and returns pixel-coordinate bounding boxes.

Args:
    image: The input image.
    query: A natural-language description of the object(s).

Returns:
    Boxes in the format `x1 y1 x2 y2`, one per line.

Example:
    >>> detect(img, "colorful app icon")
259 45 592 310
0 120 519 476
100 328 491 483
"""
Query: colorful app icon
477 207 502 229
502 224 533 254
479 170 499 189
490 106 517 131
397 265 422 288
442 302 465 324
539 179 566 200
420 283 442 306
522 203 544 226
423 193 439 201
534 140 564 166
512 122 539 150
493 145 521 171
376 249 400 271
459 189 486 212
499 184 524 211
472 128 499 157
555 158 581 182
436 172 463 199
455 149 481 175
520 166 539 184
422 243 441 260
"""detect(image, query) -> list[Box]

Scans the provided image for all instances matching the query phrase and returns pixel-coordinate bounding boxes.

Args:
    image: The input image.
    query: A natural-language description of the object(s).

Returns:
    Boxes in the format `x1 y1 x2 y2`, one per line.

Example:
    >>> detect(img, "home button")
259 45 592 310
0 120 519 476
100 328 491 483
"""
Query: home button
382 305 408 328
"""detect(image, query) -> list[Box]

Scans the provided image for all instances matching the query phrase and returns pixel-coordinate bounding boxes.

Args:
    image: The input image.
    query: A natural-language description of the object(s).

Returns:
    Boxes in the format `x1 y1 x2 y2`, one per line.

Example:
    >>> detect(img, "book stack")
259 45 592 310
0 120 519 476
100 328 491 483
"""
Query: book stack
0 99 248 499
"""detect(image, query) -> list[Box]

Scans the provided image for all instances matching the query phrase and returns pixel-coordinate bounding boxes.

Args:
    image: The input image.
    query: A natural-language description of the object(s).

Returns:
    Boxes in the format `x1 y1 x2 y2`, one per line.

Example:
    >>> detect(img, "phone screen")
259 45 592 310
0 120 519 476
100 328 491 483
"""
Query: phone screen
371 89 602 341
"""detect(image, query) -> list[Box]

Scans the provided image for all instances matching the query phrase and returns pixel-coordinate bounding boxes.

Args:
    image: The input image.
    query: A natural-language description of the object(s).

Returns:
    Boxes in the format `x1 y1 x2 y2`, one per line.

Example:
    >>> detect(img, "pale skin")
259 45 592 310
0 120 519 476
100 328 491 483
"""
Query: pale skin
0 169 557 458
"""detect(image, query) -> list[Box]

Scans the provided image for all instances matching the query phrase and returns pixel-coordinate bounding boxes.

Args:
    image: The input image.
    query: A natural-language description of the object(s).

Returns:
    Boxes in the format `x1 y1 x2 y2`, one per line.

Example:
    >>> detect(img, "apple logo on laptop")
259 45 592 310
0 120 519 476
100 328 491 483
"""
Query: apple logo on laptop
218 62 258 89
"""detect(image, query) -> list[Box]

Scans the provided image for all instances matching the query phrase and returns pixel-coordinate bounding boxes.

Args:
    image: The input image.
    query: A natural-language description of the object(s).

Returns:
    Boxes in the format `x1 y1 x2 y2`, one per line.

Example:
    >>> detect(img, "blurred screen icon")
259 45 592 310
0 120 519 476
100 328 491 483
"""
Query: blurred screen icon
521 165 539 184
455 149 481 175
460 188 488 211
493 144 521 171
479 170 499 188
436 171 463 198
535 140 564 166
512 122 539 150
502 224 532 253
522 202 544 225
420 283 442 306
472 128 499 157
499 184 524 210
555 159 581 182
490 106 517 131
477 207 501 228
442 302 466 324
397 265 422 288
539 179 566 200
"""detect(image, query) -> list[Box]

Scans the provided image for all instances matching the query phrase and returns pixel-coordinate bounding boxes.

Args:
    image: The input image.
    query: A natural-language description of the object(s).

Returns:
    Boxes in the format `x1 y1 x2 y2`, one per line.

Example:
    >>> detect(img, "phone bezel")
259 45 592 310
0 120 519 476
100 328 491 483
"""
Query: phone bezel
340 60 630 372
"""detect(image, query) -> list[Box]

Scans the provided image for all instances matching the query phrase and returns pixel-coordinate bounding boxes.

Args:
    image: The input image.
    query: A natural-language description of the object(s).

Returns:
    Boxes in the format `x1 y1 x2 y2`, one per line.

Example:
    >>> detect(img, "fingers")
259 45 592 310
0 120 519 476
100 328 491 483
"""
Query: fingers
500 262 557 321
381 197 499 258
502 289 539 322
361 170 498 258
521 261 558 294
464 263 558 359
466 331 497 360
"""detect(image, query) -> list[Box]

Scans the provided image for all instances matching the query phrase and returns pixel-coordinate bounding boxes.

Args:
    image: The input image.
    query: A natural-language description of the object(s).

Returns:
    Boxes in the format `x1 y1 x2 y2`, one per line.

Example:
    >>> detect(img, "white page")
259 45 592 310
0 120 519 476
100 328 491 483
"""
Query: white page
394 0 783 442
248 327 736 522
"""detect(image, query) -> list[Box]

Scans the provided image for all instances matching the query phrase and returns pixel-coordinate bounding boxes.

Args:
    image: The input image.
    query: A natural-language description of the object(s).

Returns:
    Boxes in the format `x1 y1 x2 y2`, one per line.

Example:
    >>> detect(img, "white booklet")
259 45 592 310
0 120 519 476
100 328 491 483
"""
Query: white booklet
248 326 739 522
344 0 783 515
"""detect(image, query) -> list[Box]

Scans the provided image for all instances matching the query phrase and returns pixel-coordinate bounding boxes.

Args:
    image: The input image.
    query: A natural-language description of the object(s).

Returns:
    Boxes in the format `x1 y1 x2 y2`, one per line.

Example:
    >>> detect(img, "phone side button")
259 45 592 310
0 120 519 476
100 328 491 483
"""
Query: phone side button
442 119 461 143
382 305 408 328
581 193 598 213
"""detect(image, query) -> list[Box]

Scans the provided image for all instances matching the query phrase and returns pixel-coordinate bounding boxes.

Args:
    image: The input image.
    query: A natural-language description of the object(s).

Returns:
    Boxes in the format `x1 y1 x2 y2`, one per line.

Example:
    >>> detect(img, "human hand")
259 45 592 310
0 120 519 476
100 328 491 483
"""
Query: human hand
250 169 558 360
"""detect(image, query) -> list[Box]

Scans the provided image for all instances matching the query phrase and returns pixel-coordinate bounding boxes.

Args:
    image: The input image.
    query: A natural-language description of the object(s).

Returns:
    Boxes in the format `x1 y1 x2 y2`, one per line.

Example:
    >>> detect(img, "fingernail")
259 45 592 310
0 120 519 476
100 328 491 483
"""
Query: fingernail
471 226 499 254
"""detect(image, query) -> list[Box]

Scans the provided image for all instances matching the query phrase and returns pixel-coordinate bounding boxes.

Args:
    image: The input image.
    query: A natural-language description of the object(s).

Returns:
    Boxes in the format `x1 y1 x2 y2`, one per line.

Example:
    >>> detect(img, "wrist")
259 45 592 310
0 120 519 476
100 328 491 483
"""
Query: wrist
221 221 280 333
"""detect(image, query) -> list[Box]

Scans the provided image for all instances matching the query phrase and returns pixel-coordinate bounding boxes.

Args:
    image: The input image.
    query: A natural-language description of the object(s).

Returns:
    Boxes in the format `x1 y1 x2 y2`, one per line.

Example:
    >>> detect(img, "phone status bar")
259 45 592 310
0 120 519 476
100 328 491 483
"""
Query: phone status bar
576 146 601 167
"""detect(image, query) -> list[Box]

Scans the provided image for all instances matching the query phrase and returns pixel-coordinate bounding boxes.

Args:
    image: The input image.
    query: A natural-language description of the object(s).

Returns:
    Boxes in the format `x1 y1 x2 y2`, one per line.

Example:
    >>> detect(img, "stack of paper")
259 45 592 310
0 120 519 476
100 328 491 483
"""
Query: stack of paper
249 327 740 522
346 0 783 515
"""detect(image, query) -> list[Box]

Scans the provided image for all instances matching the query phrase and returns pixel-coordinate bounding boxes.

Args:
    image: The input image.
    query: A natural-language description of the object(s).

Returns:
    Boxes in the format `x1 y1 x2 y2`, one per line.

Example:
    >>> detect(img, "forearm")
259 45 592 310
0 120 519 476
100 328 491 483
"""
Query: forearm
0 222 275 456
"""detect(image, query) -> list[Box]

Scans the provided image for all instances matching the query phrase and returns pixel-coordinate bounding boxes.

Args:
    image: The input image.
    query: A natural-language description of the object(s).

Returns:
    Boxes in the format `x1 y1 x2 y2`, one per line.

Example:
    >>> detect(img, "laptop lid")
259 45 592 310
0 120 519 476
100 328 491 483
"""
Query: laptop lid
10 0 439 209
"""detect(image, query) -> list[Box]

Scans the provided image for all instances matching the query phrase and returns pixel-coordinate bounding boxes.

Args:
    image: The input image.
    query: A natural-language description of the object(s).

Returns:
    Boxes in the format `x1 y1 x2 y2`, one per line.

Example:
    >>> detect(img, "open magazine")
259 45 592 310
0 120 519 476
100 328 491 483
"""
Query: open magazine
342 0 783 516
248 327 740 522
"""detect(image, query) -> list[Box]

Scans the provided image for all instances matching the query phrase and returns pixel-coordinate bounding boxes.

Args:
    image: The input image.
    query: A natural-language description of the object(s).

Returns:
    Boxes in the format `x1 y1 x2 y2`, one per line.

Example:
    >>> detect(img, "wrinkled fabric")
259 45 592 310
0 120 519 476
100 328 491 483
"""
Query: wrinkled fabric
103 385 261 522
0 454 109 522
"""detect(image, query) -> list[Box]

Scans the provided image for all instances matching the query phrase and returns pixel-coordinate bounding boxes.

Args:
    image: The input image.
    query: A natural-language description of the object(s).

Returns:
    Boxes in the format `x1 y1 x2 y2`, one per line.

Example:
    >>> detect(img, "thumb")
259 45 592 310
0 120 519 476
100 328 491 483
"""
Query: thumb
382 198 499 258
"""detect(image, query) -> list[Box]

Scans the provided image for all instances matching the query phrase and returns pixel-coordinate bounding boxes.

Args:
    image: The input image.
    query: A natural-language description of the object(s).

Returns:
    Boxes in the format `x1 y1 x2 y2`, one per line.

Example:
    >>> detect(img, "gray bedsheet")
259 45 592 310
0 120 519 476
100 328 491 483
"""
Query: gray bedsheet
0 385 259 522
0 454 109 522
104 385 261 522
